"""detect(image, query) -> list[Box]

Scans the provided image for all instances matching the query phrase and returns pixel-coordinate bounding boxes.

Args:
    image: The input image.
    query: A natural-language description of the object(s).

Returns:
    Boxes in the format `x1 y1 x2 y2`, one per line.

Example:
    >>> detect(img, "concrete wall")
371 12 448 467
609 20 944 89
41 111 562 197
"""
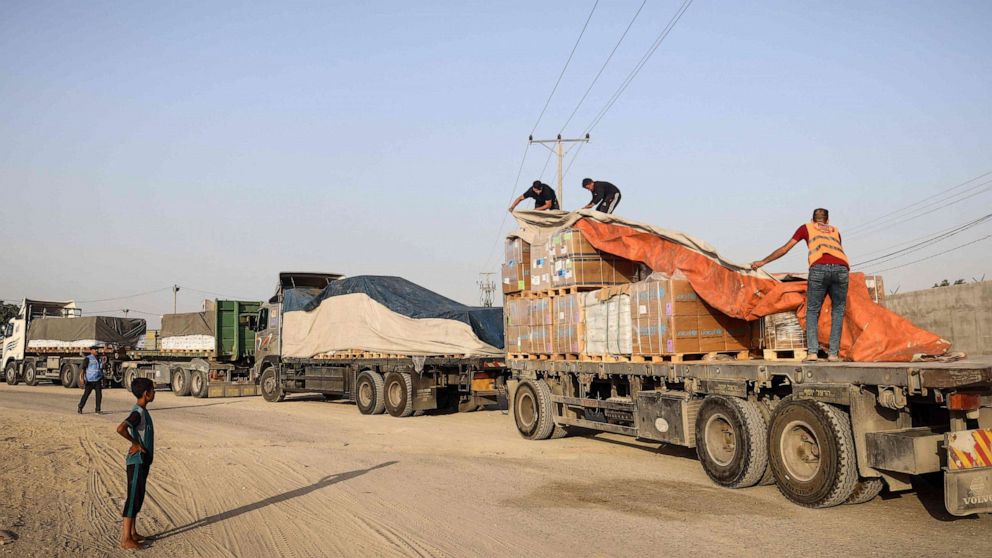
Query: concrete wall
886 281 992 355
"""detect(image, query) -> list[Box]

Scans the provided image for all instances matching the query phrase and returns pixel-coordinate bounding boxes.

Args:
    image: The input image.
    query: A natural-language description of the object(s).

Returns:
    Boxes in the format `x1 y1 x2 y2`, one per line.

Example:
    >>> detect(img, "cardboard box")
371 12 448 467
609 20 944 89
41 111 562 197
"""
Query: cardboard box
530 240 552 292
583 289 632 355
550 228 599 258
553 293 584 354
505 325 530 354
551 256 638 289
865 275 886 307
502 238 531 294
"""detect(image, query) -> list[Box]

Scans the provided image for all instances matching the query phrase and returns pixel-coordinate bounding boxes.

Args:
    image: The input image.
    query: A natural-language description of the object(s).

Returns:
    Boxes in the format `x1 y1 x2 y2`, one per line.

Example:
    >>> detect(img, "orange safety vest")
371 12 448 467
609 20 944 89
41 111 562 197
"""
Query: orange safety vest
805 222 849 267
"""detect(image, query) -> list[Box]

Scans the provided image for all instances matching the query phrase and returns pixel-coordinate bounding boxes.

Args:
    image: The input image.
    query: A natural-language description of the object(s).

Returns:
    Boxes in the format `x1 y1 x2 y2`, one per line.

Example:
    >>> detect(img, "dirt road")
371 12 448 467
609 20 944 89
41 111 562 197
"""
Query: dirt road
0 384 988 557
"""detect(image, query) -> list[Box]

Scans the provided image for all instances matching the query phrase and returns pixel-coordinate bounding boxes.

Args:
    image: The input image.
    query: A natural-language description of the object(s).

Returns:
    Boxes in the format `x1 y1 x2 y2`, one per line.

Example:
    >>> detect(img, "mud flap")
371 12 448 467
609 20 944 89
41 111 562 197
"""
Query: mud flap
944 429 992 516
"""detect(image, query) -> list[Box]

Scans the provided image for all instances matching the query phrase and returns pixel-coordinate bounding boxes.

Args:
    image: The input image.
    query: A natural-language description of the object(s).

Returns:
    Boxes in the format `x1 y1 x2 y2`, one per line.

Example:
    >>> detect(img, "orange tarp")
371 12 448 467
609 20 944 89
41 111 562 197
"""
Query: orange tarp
573 218 950 362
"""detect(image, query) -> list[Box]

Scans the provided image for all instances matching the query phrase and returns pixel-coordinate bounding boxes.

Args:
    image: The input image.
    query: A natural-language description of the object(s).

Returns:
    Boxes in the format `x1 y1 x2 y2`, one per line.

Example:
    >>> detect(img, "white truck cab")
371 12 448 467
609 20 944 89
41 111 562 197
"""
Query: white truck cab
1 299 80 382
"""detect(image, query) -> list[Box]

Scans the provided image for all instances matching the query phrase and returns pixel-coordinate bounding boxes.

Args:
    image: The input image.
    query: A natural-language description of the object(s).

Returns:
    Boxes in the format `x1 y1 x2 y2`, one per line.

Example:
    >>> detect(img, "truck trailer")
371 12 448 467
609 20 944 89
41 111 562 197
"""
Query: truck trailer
123 299 261 398
2 299 144 388
253 272 508 416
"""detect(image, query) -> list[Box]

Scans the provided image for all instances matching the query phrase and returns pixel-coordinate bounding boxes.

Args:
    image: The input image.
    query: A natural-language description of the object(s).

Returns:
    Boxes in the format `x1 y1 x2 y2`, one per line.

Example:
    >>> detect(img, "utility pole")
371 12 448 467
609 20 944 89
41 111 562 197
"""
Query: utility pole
172 284 180 314
477 272 496 308
529 133 590 206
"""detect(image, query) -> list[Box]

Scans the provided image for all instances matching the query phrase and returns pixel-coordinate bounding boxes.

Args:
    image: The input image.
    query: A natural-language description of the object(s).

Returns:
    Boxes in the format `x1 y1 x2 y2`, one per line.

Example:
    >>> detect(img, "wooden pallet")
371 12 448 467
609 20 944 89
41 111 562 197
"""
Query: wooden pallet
508 353 553 360
763 348 808 361
314 351 461 360
505 284 619 300
508 350 753 364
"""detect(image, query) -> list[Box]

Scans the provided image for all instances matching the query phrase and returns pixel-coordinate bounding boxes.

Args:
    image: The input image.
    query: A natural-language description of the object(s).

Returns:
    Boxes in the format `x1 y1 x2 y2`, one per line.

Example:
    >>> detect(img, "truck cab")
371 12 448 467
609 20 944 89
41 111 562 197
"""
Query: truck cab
252 272 344 381
2 299 80 383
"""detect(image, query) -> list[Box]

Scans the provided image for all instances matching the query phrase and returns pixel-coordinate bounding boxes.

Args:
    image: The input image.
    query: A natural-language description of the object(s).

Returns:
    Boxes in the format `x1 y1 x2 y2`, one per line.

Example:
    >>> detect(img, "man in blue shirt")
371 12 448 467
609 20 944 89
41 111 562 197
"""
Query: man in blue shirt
77 346 104 414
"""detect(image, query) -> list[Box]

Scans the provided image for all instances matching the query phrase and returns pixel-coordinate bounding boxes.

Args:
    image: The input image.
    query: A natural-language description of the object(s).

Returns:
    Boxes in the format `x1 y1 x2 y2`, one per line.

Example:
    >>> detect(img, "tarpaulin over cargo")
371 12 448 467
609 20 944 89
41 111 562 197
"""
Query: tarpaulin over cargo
27 316 146 347
511 210 950 362
160 311 215 338
281 276 504 358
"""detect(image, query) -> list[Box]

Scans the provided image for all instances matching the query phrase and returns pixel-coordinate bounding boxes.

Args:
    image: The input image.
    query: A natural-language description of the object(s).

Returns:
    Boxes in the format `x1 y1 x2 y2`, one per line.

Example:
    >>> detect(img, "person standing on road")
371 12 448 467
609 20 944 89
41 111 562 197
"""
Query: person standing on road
750 208 850 362
580 178 622 214
77 346 104 414
117 377 156 550
509 180 560 212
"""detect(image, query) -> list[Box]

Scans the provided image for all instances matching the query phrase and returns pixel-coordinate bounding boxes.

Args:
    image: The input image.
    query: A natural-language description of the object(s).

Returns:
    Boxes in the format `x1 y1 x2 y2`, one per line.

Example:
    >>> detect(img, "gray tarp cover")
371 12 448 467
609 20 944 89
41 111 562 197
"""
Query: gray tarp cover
28 316 146 345
160 312 215 338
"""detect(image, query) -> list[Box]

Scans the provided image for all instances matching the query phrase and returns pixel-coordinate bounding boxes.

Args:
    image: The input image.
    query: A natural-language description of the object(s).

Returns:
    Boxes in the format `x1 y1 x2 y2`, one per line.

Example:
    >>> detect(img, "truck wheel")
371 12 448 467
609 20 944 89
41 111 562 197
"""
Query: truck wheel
23 361 39 386
123 368 136 392
4 361 18 386
768 400 858 508
191 371 208 398
383 372 414 418
845 477 885 505
61 363 76 388
695 396 769 489
755 399 777 486
513 379 557 440
355 371 384 414
259 367 285 403
171 368 191 396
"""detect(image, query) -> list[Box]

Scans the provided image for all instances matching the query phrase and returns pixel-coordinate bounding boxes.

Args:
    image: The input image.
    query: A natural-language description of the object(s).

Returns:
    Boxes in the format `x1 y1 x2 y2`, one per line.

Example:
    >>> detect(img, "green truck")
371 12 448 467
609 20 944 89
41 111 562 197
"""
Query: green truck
122 299 261 398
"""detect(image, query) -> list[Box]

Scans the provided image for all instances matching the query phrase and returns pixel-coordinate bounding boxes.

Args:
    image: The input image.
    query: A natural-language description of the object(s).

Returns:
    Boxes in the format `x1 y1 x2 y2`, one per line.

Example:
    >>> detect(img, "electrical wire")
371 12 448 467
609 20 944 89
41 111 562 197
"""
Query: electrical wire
846 170 992 235
851 212 992 268
559 0 648 135
180 285 254 300
530 0 600 136
482 142 533 271
870 233 992 273
584 0 694 134
75 287 172 304
846 180 992 240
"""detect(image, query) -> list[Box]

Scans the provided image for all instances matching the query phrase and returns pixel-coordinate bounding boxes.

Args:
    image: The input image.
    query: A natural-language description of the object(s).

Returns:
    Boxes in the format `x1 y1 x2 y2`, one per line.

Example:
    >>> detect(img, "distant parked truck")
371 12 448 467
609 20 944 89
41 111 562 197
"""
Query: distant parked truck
1 299 145 387
253 273 508 416
123 299 261 398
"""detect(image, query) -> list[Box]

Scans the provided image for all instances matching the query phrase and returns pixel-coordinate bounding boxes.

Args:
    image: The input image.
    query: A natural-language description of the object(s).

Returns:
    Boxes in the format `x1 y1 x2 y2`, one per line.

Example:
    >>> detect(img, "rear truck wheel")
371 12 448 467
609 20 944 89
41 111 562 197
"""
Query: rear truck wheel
4 361 18 386
61 363 76 388
355 370 385 414
513 379 557 440
768 400 858 508
191 370 208 398
383 372 414 418
695 396 769 489
259 367 285 403
171 368 191 396
755 399 777 486
845 477 885 505
123 368 136 392
23 361 39 386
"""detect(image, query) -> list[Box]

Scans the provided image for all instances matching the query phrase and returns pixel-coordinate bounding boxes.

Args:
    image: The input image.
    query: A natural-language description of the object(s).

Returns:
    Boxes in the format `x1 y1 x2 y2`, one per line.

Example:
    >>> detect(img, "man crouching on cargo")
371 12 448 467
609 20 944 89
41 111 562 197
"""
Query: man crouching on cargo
116 377 155 549
750 208 850 362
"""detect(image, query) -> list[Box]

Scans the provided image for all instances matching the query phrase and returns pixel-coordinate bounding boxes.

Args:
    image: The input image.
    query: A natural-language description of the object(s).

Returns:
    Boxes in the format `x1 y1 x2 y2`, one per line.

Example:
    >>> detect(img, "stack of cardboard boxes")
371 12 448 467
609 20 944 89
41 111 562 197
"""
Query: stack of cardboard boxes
501 238 531 294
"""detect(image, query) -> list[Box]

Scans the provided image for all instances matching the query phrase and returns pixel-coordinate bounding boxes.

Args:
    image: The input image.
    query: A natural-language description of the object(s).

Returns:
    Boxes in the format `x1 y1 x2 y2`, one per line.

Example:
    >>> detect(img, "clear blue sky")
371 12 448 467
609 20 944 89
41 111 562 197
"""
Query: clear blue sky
1 1 990 323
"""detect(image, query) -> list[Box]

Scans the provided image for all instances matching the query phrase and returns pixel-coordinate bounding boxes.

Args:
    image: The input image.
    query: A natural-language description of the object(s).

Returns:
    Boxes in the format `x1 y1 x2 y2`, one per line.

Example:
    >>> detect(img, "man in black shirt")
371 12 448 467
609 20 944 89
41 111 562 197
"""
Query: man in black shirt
581 178 622 214
509 180 560 212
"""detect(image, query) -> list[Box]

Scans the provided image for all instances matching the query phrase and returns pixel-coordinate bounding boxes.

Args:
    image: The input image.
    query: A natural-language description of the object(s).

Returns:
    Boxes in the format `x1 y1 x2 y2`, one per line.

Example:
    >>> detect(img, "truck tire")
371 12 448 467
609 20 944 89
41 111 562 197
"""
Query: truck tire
171 368 191 396
123 368 136 393
61 363 76 388
695 396 769 489
259 367 285 403
845 477 885 505
23 361 39 386
755 398 777 486
513 379 557 440
383 372 414 418
191 370 208 398
768 400 858 508
4 361 18 385
355 371 385 414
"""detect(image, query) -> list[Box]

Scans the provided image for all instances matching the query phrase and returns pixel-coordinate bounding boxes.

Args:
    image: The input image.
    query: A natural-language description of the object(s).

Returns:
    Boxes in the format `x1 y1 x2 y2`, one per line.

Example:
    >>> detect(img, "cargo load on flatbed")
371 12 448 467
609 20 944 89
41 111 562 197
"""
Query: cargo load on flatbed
27 316 146 350
280 275 503 358
159 311 215 351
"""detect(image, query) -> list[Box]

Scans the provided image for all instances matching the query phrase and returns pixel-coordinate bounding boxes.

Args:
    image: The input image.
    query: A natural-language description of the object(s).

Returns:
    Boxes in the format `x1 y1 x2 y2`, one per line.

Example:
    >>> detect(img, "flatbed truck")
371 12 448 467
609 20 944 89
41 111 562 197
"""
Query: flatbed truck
509 357 992 516
253 273 508 416
123 299 261 398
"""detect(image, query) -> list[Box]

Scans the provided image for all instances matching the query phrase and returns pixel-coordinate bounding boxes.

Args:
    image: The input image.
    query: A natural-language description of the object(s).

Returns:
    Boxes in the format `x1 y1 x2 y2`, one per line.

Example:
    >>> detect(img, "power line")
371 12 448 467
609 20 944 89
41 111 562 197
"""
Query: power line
559 0 648 135
846 169 992 234
483 142 533 271
75 287 172 304
847 180 992 240
584 0 694 134
851 215 992 259
851 212 992 268
871 233 992 273
180 285 254 300
530 0 600 136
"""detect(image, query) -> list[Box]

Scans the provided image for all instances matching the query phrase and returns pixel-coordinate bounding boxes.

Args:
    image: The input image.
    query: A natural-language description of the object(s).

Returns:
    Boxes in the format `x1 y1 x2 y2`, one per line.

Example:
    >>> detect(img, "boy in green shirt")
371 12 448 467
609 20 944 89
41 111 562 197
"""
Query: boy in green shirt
116 377 155 550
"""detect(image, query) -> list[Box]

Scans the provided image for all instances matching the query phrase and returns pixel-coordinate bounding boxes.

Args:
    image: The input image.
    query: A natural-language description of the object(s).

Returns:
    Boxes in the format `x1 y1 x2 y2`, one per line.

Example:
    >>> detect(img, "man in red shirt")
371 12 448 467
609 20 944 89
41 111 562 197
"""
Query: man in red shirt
750 208 849 361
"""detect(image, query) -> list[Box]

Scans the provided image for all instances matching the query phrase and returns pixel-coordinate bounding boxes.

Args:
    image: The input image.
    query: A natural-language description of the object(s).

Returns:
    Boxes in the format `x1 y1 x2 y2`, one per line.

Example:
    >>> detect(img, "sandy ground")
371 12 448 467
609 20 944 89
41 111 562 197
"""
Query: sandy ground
1 384 989 558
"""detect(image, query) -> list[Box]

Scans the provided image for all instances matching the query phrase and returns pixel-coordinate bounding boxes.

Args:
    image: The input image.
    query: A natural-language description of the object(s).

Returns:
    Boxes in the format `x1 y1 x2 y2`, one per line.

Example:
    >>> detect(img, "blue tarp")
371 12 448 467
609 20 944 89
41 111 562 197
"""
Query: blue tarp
283 276 504 349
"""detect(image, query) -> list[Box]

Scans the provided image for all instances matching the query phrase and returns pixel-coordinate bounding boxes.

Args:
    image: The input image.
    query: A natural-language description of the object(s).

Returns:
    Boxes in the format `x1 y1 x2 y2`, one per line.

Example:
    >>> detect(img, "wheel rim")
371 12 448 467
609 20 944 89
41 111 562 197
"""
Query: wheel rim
193 374 202 393
516 389 537 430
174 373 184 392
358 379 373 407
387 380 403 407
6 366 14 382
780 419 821 482
262 372 276 395
704 412 737 467
25 367 34 383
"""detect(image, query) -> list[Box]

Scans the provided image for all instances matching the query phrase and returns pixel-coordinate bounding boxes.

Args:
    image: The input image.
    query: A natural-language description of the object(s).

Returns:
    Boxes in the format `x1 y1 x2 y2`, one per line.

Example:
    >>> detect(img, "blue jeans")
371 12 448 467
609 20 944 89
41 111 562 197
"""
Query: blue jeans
806 264 849 357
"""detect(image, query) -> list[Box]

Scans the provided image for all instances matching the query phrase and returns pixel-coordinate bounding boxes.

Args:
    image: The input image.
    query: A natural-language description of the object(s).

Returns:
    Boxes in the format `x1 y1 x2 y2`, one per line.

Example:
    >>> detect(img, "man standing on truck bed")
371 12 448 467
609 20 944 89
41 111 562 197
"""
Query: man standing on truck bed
580 178 621 214
509 180 559 212
750 208 849 362
77 346 103 414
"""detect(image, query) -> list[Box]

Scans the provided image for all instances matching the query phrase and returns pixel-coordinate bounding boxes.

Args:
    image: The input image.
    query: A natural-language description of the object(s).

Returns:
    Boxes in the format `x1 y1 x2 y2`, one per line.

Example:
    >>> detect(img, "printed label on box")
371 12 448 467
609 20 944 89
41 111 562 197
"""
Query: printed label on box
638 305 647 315
665 302 673 316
